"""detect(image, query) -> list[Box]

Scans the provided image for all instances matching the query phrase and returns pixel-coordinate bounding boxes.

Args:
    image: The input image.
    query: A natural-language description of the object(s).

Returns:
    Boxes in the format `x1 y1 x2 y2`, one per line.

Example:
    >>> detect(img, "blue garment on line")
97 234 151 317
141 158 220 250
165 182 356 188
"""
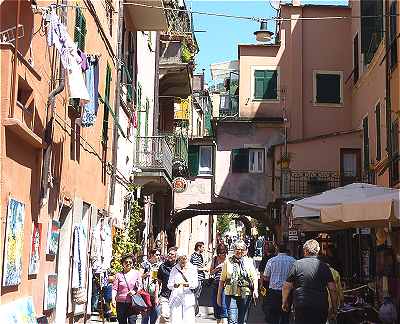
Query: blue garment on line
82 56 99 127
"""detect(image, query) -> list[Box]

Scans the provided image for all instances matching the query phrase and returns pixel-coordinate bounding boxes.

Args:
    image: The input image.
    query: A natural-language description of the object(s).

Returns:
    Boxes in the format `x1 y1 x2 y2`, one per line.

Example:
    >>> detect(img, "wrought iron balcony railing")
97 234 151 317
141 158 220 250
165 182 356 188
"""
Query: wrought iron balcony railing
134 136 173 179
159 132 188 166
280 170 366 198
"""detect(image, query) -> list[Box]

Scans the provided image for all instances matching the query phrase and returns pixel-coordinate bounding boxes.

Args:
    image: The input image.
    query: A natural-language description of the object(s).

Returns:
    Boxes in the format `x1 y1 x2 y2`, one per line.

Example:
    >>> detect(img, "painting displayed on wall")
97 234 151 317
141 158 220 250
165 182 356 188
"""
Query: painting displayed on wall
46 220 60 256
28 222 42 275
0 296 37 323
44 274 57 310
3 198 25 286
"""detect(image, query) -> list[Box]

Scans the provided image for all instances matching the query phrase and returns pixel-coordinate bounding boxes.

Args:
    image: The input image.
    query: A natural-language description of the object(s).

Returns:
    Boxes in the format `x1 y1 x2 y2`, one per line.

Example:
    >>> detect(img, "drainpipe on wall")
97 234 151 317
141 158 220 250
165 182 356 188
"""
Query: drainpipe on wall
385 0 393 186
40 2 66 206
153 32 161 135
109 0 124 206
10 0 21 118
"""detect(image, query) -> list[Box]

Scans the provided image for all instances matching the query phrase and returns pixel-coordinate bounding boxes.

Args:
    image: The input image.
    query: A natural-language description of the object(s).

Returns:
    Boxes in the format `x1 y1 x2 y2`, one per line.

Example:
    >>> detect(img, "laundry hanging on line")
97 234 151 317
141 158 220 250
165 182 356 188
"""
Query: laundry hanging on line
82 56 100 127
44 5 90 104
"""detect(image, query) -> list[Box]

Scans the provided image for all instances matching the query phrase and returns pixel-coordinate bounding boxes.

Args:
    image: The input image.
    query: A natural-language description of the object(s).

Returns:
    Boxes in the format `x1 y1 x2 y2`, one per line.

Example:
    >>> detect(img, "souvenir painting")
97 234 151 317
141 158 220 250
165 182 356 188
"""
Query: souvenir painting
28 222 42 275
3 198 25 286
44 274 57 310
46 220 60 256
0 296 36 323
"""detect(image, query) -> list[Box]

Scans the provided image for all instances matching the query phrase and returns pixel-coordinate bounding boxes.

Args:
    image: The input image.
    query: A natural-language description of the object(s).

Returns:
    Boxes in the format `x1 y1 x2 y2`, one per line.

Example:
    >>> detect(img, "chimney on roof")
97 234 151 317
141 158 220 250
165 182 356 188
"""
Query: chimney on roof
292 0 301 6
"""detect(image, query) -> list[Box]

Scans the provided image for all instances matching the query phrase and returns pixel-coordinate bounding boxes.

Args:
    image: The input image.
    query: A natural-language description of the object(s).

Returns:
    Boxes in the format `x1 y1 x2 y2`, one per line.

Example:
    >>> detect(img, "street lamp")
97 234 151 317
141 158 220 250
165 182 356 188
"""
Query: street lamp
254 21 274 42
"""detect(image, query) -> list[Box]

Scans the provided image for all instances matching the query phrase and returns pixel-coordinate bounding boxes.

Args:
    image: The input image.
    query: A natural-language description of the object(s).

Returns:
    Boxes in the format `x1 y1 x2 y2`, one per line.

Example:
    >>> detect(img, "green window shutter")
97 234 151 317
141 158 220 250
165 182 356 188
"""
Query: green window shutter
136 84 142 137
144 98 149 138
264 70 277 99
188 145 199 176
254 70 265 99
316 73 341 104
232 148 249 173
74 7 87 51
254 70 277 100
102 64 112 143
361 0 383 64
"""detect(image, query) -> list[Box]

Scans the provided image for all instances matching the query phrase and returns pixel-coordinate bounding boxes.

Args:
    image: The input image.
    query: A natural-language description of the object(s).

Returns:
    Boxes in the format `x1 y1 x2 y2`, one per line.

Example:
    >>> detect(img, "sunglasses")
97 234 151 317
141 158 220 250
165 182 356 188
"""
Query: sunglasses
123 261 133 265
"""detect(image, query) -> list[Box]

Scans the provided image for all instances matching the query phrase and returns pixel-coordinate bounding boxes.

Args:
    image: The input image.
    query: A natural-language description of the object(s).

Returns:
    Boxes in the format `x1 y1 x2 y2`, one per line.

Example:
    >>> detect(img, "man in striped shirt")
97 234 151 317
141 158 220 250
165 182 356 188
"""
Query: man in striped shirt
262 243 295 324
190 241 208 315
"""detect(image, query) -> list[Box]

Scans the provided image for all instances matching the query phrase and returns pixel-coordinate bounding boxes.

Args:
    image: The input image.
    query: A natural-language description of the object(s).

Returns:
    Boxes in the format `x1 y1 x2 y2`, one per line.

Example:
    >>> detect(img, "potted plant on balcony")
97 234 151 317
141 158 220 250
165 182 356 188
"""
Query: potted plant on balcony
277 152 292 169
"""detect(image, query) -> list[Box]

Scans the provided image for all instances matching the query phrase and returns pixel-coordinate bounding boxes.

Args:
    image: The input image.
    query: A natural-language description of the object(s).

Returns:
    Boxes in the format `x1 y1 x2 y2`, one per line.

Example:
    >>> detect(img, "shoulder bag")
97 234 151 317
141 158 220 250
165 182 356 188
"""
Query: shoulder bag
122 273 148 313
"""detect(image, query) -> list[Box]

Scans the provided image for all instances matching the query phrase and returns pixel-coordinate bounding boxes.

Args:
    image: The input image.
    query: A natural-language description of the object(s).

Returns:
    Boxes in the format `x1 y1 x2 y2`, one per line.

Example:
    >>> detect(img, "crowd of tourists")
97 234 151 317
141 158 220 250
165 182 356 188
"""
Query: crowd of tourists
92 238 397 324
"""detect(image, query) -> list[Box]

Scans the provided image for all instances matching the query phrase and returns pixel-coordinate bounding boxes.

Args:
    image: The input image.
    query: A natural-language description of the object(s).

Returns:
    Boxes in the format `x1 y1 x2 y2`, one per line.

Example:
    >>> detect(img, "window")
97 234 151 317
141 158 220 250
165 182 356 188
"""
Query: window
232 148 264 173
363 116 370 171
253 70 278 100
360 0 383 65
375 102 381 161
353 34 359 83
102 64 112 144
74 7 87 51
390 1 398 70
314 71 342 105
105 0 113 36
249 149 264 173
199 146 212 175
392 120 399 183
188 145 213 176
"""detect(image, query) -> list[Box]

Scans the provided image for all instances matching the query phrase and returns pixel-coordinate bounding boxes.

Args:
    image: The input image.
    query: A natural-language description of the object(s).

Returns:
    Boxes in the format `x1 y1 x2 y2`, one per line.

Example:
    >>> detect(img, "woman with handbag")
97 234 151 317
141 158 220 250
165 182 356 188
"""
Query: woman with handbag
217 240 258 324
210 243 228 323
112 254 142 324
167 249 199 323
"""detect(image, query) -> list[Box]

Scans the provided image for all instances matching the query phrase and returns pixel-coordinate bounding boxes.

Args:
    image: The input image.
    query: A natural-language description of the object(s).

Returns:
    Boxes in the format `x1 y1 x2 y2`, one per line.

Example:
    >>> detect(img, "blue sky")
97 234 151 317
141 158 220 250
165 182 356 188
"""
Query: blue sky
189 0 348 84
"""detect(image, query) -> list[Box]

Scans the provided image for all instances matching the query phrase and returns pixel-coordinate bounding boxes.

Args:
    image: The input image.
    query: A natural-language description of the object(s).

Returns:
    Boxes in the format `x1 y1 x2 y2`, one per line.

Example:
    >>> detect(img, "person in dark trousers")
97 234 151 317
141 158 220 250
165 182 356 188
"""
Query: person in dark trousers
282 239 338 324
190 241 208 315
262 243 295 324
157 247 177 323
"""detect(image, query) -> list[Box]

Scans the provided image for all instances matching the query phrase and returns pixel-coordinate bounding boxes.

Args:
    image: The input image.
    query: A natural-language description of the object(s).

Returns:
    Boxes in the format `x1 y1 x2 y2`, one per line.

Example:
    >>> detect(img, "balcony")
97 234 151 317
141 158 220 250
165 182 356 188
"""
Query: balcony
280 170 363 198
124 0 168 31
219 94 239 118
134 136 173 188
1 43 43 148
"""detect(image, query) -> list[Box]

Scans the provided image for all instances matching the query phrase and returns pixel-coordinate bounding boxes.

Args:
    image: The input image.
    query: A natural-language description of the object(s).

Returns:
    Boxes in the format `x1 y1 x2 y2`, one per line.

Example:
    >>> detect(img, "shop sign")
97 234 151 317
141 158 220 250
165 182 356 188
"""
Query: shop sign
172 177 188 193
288 229 299 241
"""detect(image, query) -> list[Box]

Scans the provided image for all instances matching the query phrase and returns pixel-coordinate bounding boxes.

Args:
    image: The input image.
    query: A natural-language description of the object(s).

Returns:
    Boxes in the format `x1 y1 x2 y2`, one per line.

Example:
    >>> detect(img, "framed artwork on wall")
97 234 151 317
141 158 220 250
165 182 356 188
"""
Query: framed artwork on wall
46 220 60 256
3 198 25 286
44 274 57 310
28 222 42 275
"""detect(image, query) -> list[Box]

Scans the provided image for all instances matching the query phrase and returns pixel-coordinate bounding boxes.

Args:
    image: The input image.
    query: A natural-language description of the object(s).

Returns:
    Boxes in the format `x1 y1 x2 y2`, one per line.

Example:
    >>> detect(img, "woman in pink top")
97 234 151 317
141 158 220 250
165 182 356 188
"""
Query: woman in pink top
112 254 141 324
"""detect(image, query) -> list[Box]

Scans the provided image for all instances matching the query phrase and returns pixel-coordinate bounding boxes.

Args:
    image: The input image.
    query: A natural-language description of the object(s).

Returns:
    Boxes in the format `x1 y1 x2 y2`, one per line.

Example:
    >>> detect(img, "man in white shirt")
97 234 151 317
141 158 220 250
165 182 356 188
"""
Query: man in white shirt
262 243 295 324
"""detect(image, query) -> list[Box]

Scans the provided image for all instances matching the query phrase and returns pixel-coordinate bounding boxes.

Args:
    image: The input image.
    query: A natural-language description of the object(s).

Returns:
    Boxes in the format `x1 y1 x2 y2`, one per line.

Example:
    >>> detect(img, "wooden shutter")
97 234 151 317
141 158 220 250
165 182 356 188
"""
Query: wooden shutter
74 7 86 51
390 1 398 69
254 71 265 99
232 148 249 173
316 73 341 104
375 103 381 161
254 70 277 100
264 70 277 99
353 34 359 83
361 0 383 64
363 116 369 171
188 145 199 176
102 65 112 144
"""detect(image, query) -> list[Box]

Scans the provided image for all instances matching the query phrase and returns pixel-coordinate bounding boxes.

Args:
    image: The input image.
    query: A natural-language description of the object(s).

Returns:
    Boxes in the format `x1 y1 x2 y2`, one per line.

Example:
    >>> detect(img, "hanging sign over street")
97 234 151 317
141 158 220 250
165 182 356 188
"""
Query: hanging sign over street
172 177 188 193
288 229 299 241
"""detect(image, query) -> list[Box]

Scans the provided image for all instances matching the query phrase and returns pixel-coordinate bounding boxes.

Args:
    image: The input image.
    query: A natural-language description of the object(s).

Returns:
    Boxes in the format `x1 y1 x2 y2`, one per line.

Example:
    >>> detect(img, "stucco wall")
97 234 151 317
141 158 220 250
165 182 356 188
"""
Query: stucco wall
215 123 282 206
174 177 212 210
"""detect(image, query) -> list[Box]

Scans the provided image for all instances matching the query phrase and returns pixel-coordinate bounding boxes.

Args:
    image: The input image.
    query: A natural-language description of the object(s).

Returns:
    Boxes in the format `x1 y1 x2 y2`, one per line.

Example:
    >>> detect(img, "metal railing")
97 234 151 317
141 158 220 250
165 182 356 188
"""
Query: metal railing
134 136 173 179
219 94 239 117
159 132 188 166
281 170 365 198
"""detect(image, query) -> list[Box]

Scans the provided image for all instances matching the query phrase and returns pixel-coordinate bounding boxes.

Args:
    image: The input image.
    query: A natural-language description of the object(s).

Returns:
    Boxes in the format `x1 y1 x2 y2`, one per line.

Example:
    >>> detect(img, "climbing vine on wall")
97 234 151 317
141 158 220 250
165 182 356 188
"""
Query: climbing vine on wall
111 188 143 273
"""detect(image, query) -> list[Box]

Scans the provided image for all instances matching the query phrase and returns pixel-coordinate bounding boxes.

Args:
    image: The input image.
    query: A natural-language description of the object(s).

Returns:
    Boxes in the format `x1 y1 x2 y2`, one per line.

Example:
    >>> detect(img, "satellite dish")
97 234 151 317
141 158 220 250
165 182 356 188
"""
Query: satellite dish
270 0 281 10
